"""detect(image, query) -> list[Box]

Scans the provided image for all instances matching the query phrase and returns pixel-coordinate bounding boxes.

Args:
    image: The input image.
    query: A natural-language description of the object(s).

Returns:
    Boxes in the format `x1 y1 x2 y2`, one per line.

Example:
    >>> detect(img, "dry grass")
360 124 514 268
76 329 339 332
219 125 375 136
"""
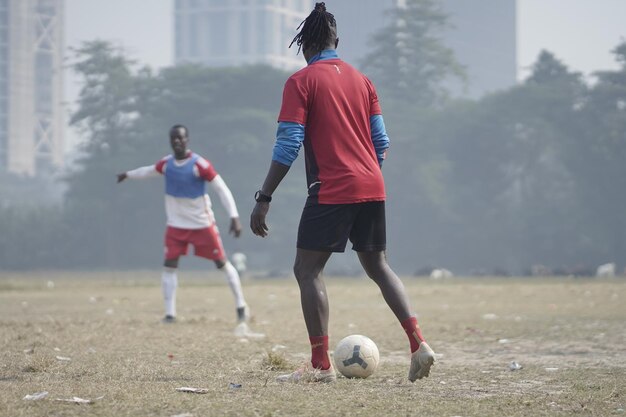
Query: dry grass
1 271 625 416
261 351 293 372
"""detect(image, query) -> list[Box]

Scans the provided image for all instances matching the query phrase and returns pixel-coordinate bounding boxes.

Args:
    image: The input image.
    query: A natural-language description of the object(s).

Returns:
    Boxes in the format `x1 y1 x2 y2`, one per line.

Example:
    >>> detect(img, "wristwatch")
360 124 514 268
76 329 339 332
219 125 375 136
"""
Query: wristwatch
254 190 272 203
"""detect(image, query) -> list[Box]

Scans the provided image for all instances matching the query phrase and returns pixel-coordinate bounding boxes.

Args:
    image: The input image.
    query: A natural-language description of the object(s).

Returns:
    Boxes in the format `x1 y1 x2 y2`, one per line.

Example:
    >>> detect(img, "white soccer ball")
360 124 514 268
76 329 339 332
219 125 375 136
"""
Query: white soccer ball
333 334 380 378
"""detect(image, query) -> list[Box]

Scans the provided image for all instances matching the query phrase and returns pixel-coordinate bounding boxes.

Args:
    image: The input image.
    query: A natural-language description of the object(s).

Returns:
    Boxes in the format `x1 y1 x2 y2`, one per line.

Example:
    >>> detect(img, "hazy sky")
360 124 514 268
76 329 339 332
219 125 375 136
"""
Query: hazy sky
56 2 626 271
66 0 626 77
517 0 626 79
64 0 626 131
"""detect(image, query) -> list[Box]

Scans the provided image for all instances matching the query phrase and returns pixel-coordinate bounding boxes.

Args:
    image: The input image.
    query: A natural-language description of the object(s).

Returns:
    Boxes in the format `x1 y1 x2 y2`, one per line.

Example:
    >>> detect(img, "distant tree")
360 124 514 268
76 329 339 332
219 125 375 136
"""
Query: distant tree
6 39 625 274
0 170 65 208
385 49 594 273
62 41 300 269
69 40 140 155
526 50 582 87
570 41 626 265
0 205 68 269
360 0 465 106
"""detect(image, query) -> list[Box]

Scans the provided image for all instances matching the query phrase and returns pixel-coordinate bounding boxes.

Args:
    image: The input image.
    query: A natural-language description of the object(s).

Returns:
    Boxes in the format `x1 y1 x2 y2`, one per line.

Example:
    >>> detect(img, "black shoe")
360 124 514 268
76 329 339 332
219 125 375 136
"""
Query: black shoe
162 315 176 324
236 305 250 323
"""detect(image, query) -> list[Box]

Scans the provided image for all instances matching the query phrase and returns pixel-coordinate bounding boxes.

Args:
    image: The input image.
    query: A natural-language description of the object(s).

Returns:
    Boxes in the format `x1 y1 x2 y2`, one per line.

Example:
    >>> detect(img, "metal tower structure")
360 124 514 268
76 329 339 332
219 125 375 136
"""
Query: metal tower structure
0 0 64 176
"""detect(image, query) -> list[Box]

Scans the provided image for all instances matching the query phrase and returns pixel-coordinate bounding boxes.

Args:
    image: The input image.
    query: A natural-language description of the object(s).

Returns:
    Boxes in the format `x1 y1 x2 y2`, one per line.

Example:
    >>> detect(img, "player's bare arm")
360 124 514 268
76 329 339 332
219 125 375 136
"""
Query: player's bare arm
250 202 269 238
250 160 290 237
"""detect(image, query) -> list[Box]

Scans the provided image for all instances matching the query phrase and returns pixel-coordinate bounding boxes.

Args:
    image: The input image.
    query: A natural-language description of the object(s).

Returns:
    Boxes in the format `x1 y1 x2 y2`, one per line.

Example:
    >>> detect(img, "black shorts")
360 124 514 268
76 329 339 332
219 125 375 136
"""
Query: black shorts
297 199 386 252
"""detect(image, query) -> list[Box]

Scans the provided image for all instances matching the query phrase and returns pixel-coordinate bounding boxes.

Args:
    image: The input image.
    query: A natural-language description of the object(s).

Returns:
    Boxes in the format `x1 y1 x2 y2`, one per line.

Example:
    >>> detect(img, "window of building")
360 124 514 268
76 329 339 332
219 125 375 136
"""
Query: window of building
240 10 250 56
189 14 198 56
208 11 229 56
175 15 184 60
256 9 266 54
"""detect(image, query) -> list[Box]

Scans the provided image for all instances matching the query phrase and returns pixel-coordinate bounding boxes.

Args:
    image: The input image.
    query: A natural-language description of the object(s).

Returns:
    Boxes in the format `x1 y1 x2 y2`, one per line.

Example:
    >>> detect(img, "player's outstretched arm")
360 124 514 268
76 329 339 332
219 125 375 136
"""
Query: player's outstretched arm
120 165 161 182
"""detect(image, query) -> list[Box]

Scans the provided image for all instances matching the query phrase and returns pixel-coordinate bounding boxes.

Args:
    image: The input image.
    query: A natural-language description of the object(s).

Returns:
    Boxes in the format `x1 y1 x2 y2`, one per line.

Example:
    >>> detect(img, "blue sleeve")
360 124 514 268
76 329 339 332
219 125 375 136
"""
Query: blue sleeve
272 122 305 166
370 114 390 165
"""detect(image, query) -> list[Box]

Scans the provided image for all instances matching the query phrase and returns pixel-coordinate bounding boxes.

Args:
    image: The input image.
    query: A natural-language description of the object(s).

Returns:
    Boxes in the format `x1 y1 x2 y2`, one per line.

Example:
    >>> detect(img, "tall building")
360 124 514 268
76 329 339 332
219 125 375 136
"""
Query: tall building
319 0 517 97
174 0 516 96
441 0 517 97
0 0 64 176
174 0 314 71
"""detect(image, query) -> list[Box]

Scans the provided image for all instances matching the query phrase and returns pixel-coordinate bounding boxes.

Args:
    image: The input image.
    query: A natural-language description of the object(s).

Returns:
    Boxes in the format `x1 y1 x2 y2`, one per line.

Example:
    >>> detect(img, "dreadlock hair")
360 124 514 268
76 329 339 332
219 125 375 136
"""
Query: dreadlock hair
289 2 336 55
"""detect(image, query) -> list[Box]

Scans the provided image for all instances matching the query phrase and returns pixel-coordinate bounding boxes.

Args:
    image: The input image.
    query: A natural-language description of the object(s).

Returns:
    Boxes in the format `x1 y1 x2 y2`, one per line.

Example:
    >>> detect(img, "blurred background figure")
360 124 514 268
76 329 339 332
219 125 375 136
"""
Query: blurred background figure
231 252 248 277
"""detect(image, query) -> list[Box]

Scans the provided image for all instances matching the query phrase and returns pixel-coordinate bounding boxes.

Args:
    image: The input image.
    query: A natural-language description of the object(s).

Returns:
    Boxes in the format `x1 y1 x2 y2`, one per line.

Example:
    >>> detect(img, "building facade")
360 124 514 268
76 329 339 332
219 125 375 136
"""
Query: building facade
174 0 516 96
0 0 64 176
175 0 314 71
331 0 517 98
441 0 517 97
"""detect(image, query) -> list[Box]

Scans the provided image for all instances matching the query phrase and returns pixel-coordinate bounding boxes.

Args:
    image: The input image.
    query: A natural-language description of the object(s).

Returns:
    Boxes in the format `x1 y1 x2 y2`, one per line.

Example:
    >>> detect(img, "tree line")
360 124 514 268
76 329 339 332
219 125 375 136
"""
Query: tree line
1 0 625 275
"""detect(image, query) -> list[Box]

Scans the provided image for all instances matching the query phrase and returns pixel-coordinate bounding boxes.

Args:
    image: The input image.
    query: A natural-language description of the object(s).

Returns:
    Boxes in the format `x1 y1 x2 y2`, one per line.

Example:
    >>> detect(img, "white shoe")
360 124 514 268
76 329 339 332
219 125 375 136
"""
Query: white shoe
233 322 265 339
276 363 336 383
408 342 435 382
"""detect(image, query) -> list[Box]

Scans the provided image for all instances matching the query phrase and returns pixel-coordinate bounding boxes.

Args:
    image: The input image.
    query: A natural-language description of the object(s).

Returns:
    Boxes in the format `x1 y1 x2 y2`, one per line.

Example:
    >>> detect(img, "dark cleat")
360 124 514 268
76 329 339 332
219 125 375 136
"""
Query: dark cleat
162 315 176 324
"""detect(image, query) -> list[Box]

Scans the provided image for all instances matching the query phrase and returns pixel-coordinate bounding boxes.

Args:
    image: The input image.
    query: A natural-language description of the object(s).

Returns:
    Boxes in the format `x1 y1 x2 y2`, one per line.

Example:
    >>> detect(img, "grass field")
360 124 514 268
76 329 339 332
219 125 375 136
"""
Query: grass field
1 271 625 417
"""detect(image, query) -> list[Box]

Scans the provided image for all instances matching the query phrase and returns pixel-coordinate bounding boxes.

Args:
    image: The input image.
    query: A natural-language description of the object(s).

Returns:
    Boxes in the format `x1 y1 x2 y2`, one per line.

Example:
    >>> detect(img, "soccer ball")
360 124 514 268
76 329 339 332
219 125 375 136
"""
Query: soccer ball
333 334 380 378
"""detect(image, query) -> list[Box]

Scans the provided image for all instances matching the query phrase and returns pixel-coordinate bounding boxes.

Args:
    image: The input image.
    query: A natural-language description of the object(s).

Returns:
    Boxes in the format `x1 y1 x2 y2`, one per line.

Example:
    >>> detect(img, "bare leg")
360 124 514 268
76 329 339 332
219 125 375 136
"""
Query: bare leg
293 248 332 336
358 250 436 381
357 251 413 321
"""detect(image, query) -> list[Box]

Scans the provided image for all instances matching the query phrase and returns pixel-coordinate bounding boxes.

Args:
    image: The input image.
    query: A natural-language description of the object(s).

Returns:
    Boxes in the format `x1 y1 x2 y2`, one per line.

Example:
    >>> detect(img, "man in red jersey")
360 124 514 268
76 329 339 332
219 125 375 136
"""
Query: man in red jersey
250 2 435 383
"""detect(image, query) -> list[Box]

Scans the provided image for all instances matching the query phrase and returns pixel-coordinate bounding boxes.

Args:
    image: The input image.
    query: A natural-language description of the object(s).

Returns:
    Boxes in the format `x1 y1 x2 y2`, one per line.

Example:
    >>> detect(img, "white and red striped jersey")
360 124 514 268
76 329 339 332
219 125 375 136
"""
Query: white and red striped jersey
126 152 238 229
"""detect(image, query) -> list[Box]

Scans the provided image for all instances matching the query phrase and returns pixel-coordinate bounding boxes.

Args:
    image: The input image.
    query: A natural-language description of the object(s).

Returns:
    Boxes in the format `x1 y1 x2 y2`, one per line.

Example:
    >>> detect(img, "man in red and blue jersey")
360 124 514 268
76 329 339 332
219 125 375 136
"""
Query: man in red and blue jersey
250 3 434 383
118 125 261 337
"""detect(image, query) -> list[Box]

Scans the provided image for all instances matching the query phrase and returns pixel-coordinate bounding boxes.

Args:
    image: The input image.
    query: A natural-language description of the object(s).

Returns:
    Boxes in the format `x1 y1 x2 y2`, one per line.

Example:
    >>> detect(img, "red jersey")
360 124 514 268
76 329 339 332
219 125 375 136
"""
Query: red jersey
278 57 386 204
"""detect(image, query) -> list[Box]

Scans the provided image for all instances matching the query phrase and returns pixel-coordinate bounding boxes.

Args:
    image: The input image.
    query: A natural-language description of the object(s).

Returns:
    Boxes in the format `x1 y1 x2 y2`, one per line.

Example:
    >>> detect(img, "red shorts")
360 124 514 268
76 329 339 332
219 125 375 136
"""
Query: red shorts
164 225 226 261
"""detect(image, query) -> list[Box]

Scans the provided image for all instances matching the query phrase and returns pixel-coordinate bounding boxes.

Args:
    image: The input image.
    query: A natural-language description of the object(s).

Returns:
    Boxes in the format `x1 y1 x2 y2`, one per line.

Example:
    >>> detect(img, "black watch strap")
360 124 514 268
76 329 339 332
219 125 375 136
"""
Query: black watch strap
254 190 272 203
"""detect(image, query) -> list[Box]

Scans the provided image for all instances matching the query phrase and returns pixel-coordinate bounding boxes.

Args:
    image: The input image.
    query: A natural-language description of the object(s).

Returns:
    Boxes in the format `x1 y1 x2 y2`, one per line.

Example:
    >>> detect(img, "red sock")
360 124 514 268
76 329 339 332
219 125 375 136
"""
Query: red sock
401 316 425 353
309 335 330 370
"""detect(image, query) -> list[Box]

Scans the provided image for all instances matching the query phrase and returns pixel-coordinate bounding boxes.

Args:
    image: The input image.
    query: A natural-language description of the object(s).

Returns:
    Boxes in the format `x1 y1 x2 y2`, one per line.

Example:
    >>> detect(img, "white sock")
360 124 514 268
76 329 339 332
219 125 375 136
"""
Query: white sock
162 268 178 317
221 261 246 309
